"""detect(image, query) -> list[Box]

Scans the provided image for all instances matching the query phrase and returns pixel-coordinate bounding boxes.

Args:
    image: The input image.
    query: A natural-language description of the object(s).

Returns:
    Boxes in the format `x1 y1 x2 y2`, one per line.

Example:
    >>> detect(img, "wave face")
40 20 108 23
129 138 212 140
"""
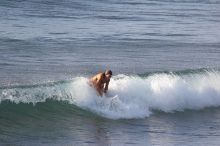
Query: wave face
1 70 220 119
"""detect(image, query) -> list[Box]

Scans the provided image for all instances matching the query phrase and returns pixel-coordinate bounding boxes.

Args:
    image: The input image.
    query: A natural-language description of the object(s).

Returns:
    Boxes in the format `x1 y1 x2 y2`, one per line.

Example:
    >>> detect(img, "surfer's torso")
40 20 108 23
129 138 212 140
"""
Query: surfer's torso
89 73 110 96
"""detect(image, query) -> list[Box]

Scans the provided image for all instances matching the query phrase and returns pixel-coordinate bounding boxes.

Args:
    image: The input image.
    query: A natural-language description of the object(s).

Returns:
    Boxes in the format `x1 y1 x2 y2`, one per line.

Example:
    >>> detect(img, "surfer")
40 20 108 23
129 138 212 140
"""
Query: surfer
89 70 112 96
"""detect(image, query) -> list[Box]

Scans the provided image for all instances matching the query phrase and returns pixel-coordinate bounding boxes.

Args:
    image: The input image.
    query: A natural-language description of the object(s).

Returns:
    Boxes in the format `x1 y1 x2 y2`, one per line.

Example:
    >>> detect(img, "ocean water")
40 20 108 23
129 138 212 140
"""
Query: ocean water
0 0 220 145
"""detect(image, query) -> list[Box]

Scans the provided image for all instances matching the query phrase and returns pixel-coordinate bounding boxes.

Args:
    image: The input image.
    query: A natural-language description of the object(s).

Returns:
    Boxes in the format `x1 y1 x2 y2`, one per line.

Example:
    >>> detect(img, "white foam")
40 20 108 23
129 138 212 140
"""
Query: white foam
1 71 220 119
72 72 220 119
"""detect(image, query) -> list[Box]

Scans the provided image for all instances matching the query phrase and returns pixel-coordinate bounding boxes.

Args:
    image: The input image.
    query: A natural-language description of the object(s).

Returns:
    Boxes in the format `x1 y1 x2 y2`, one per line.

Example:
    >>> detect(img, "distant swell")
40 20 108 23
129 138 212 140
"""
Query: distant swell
1 69 220 119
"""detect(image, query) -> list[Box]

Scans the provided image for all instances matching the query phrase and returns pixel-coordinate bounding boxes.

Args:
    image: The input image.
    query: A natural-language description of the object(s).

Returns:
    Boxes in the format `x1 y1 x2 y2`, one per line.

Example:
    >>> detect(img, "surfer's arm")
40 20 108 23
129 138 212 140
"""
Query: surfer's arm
104 80 109 93
94 82 103 96
97 88 103 96
92 75 104 96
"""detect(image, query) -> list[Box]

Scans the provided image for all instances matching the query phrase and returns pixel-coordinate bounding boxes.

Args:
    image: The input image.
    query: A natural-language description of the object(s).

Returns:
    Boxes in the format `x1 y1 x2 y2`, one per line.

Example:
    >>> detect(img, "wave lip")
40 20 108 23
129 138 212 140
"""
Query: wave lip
1 70 220 119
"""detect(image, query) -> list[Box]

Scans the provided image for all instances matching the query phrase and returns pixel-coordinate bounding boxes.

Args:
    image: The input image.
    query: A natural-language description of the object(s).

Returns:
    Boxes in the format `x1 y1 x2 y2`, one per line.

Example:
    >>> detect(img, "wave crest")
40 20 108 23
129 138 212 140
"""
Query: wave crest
1 71 220 119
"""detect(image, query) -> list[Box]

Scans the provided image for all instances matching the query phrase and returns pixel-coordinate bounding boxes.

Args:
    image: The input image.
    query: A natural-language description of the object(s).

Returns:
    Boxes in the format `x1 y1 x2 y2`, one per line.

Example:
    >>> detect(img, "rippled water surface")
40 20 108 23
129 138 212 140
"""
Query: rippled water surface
0 0 220 145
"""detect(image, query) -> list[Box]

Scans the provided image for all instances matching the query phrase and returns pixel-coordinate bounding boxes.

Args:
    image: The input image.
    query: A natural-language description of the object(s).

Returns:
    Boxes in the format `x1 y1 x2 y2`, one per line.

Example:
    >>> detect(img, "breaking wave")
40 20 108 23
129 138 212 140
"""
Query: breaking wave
1 69 220 119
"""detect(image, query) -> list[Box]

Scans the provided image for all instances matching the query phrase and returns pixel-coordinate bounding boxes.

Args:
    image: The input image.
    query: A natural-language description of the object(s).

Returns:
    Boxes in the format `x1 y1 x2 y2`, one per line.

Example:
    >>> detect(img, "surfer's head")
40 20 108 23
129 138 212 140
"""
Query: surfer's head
105 70 112 79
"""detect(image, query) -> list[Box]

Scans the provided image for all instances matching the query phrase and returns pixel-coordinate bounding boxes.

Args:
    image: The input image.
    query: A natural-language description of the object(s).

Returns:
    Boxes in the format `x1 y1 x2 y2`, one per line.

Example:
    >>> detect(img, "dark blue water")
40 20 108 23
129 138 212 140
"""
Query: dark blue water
0 0 220 145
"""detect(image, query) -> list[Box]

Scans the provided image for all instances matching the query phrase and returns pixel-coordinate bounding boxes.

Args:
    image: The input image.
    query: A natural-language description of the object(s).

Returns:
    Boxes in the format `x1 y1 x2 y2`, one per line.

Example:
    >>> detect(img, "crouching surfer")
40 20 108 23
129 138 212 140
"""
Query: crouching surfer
89 70 112 96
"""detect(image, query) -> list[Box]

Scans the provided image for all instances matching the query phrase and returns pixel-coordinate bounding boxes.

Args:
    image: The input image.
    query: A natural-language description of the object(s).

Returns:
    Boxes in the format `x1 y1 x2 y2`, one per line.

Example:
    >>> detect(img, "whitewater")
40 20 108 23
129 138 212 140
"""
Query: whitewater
1 70 220 119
